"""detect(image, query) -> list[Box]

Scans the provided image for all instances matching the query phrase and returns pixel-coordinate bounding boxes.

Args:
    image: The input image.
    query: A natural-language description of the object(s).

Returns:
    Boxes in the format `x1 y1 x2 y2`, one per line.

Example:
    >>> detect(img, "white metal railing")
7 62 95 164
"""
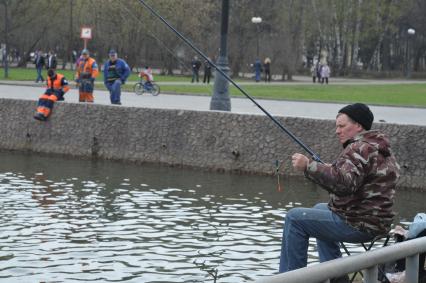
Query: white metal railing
254 236 426 283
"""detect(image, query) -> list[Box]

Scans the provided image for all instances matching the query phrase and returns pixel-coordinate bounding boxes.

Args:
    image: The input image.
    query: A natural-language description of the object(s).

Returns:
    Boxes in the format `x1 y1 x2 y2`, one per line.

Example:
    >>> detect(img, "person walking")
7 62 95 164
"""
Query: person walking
34 69 70 121
263 57 271 82
71 50 78 70
317 63 322 83
203 58 212 84
103 49 130 105
34 50 45 83
46 51 57 70
75 49 99 103
253 58 262 82
279 103 400 283
310 64 318 83
321 63 330 84
0 46 4 67
191 56 201 83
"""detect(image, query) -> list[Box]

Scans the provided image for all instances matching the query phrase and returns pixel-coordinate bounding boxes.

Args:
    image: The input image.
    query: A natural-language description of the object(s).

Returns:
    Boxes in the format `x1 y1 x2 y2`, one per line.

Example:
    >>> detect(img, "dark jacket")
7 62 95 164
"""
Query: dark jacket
305 130 400 235
191 59 201 71
46 55 57 69
34 55 45 68
103 58 131 84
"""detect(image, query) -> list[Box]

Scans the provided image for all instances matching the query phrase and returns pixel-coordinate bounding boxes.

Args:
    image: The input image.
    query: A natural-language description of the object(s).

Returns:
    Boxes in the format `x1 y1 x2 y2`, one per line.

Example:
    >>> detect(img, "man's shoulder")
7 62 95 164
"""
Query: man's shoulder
346 139 375 157
116 58 129 66
345 130 395 164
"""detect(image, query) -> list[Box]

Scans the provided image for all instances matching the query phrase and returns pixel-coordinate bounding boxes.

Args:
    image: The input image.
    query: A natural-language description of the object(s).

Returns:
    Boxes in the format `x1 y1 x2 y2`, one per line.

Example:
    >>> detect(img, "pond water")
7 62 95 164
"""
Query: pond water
0 150 423 282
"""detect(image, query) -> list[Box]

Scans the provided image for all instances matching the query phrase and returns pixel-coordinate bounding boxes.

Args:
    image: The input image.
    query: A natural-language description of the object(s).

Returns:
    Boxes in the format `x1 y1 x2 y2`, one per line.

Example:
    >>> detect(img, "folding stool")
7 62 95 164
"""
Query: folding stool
340 235 391 283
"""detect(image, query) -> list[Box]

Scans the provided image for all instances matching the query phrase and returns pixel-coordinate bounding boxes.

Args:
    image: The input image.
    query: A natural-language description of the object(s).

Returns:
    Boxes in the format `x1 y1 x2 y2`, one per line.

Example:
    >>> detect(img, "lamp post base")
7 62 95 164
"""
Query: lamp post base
210 56 231 111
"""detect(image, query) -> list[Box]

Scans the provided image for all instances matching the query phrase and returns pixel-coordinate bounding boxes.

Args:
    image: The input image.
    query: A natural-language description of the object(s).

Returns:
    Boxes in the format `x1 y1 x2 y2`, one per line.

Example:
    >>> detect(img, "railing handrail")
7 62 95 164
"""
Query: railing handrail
255 236 426 283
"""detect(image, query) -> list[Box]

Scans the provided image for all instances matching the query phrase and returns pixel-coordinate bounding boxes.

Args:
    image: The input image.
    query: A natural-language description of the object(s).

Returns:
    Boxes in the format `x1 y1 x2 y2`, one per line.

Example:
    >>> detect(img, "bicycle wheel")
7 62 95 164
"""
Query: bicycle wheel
134 82 144 95
151 83 160 96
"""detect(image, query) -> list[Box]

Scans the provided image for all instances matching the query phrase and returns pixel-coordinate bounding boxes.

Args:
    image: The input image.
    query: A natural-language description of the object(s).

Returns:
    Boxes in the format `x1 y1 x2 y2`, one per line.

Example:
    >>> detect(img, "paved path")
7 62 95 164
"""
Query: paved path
1 82 426 126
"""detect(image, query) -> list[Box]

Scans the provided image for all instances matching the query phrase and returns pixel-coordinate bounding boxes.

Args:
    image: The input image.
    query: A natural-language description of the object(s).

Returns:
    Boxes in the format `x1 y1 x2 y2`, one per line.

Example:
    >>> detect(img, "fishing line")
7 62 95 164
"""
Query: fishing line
137 0 324 164
275 160 283 192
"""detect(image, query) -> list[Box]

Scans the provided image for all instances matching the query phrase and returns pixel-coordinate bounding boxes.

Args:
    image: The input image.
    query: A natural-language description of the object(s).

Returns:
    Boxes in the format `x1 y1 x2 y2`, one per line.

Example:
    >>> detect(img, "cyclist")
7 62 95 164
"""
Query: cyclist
139 66 154 88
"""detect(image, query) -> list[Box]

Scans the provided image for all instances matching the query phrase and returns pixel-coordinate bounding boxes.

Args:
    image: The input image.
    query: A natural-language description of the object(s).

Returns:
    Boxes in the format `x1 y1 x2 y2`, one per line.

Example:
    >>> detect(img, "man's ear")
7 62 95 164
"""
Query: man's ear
356 123 364 132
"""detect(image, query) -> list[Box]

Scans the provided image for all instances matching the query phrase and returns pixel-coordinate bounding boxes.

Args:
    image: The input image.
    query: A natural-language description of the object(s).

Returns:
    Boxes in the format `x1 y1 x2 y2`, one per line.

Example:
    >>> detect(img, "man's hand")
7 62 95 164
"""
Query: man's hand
292 153 309 172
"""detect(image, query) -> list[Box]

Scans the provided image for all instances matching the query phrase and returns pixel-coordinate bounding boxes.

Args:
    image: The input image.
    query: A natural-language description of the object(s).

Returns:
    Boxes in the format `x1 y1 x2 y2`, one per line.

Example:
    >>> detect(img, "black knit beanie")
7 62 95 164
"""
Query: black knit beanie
338 103 374 130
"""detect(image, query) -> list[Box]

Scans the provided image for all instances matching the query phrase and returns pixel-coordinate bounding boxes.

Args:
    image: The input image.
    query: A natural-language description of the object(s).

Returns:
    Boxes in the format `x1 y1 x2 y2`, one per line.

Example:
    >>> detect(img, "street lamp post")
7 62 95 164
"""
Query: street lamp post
251 17 262 58
210 0 231 111
406 28 415 78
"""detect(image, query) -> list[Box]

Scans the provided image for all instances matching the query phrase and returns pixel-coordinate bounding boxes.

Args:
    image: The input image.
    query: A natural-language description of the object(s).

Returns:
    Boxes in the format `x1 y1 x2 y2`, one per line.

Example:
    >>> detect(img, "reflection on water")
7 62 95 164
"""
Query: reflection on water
0 151 423 282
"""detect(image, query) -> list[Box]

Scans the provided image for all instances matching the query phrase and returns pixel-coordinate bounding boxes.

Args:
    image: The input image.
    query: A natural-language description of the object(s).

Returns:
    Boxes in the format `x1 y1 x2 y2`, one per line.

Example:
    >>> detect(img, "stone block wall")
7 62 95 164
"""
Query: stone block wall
0 98 424 190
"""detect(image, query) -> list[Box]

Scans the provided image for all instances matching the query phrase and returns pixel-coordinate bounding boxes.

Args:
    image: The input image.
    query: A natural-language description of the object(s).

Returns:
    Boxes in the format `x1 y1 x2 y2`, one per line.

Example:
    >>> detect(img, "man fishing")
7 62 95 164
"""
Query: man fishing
279 103 400 283
134 9 399 281
34 69 70 121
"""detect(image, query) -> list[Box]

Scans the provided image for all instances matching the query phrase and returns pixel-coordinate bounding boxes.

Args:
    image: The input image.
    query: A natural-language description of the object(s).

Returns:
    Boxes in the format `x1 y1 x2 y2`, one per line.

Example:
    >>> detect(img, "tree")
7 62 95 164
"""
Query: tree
1 0 425 77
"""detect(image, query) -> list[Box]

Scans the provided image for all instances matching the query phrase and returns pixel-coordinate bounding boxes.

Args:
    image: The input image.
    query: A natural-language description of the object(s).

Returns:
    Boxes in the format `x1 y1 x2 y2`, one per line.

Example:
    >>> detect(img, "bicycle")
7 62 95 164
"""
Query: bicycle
133 80 160 96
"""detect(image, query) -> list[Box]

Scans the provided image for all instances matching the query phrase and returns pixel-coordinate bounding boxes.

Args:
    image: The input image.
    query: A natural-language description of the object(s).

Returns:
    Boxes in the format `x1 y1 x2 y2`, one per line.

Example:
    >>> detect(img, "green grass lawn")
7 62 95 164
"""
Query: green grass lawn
0 67 189 82
2 67 425 107
159 84 426 107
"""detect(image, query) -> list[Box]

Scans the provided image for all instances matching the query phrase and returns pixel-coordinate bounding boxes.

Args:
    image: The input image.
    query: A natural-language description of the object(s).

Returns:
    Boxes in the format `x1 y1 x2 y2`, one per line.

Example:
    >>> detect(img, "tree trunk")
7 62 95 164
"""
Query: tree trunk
332 0 342 70
351 0 362 70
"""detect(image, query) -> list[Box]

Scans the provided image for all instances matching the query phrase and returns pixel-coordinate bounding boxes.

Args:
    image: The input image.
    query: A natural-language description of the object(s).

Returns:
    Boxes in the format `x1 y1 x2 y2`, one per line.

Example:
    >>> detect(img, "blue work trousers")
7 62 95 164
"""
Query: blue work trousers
279 203 374 273
80 79 94 93
105 80 122 104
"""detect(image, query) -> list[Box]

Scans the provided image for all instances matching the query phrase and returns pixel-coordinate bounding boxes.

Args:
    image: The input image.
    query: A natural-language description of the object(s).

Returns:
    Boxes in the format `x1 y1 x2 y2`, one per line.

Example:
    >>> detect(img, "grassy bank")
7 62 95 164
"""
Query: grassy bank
150 83 426 108
1 67 425 107
0 67 188 82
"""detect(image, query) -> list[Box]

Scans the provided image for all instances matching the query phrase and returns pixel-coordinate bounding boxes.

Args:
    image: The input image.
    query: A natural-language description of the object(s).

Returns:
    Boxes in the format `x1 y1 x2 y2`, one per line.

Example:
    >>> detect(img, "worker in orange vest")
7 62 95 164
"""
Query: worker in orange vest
75 49 99 102
34 68 70 121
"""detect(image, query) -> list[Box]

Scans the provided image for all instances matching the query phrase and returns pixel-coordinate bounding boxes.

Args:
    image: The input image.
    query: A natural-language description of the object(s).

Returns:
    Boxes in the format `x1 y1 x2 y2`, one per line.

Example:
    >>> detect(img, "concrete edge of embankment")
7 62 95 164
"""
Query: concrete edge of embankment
0 97 425 191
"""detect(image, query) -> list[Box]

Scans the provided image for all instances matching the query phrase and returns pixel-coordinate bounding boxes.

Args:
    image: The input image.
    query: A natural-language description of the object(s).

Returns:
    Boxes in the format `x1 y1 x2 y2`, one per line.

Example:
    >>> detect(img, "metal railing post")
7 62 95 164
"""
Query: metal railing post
363 265 378 283
406 254 419 283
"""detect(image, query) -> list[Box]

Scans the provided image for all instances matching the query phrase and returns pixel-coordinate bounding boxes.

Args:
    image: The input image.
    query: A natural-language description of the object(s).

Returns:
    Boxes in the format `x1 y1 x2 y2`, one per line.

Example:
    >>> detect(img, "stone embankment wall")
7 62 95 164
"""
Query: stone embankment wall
1 98 425 190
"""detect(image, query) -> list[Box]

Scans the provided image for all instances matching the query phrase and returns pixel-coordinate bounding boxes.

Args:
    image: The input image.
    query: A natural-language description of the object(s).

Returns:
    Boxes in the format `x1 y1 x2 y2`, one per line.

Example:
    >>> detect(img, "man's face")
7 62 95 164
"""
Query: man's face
109 53 117 62
335 114 363 144
82 53 89 59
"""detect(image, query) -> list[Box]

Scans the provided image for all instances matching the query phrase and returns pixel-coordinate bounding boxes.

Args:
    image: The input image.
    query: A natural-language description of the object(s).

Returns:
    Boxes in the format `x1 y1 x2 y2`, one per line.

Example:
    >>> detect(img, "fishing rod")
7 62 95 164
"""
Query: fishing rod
138 0 324 164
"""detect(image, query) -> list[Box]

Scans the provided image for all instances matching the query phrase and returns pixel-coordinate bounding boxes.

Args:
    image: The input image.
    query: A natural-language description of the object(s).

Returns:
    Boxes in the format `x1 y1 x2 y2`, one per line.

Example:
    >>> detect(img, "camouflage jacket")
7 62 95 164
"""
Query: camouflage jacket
305 130 400 236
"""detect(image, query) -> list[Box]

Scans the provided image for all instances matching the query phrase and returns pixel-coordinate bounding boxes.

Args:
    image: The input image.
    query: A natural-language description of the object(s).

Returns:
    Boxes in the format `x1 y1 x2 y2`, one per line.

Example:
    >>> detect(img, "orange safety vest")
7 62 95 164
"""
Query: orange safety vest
76 57 99 79
46 74 70 93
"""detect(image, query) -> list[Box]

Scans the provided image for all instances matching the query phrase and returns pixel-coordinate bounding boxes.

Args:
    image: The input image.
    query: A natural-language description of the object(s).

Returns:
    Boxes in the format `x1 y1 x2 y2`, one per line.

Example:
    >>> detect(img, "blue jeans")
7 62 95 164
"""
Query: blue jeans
191 70 199 83
279 203 374 273
36 67 44 82
255 70 261 82
105 80 122 104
